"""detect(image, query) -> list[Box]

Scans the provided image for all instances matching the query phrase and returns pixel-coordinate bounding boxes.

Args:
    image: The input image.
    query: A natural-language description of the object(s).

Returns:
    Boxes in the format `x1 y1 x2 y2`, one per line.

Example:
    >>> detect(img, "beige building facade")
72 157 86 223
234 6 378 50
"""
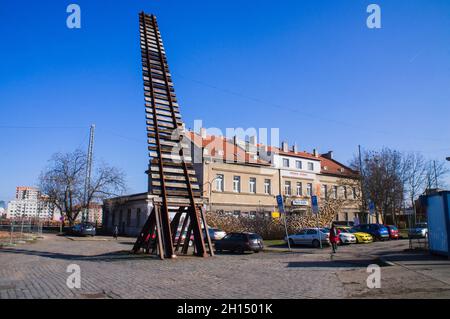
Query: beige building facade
187 131 362 223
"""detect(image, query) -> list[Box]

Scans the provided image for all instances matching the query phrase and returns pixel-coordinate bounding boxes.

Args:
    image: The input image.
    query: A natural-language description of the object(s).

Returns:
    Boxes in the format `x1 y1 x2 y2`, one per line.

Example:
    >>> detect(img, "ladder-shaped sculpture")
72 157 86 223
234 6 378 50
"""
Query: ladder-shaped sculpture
132 12 214 259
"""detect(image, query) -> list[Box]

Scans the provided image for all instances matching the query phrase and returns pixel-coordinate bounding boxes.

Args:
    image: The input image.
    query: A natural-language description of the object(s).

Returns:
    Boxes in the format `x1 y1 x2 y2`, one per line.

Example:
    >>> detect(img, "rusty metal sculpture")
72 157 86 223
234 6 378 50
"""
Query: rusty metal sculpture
132 13 213 259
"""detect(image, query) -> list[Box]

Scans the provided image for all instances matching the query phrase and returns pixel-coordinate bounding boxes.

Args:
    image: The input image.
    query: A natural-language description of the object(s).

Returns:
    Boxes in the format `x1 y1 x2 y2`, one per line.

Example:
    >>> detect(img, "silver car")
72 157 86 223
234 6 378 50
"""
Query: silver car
408 223 428 239
285 228 330 248
203 228 227 241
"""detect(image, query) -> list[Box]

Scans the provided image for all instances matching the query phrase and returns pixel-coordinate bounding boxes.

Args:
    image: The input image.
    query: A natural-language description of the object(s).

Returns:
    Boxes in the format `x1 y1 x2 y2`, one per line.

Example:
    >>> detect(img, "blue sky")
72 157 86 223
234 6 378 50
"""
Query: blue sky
1 0 450 201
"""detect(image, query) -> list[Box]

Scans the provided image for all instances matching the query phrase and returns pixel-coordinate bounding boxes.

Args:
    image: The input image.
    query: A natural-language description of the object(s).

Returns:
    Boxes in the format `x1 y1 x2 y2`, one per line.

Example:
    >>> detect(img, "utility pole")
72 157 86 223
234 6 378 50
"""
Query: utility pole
358 145 368 223
433 160 438 189
83 125 95 223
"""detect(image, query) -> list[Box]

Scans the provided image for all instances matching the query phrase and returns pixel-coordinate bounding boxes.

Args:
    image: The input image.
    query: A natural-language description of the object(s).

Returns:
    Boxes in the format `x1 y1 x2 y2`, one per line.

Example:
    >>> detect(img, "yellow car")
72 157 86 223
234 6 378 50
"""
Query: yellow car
337 227 373 244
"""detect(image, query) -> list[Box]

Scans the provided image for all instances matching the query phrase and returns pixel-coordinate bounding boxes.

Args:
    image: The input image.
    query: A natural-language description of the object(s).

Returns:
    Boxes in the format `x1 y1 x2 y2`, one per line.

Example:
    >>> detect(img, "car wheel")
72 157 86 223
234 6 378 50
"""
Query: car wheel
355 238 359 244
312 240 320 248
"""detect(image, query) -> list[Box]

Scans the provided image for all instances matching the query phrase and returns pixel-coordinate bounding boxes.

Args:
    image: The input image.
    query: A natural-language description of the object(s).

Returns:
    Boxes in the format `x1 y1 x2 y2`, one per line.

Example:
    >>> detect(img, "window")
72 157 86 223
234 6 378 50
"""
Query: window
296 182 302 196
233 176 241 193
352 187 357 199
307 162 314 171
283 158 290 168
343 186 348 199
306 183 313 196
296 161 302 169
284 181 292 196
322 184 328 199
249 178 256 194
333 186 338 199
127 209 131 227
233 211 241 217
264 179 271 195
345 212 349 222
136 208 141 227
215 174 224 192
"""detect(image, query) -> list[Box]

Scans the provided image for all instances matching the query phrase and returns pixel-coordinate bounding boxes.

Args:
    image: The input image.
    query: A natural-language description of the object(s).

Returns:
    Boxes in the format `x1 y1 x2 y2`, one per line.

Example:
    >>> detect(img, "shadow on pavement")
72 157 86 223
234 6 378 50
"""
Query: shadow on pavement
287 259 383 268
0 247 161 262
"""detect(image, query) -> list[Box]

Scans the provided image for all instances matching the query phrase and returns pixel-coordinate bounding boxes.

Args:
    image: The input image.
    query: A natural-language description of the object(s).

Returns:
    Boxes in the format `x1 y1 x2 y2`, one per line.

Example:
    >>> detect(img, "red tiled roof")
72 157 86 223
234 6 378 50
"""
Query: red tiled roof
262 145 321 161
186 132 271 166
319 156 359 178
186 132 359 177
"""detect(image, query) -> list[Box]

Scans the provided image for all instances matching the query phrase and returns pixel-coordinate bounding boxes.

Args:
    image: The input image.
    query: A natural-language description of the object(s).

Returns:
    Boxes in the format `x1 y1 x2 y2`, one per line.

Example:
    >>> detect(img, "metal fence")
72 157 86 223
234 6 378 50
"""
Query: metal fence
0 218 45 246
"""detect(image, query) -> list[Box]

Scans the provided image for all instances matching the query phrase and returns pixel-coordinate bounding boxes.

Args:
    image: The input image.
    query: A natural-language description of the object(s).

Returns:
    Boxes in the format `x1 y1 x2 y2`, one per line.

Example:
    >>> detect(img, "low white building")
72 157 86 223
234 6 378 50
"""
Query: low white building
103 193 154 236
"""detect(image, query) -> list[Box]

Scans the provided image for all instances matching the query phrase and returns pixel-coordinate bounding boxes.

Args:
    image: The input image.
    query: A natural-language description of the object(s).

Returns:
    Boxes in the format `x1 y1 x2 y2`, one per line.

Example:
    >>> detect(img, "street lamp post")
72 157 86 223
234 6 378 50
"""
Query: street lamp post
203 176 220 214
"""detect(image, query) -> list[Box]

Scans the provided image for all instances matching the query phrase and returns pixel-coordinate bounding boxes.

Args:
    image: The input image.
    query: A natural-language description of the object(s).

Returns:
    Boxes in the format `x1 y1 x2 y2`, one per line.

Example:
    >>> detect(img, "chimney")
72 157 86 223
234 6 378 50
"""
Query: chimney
200 128 207 139
292 144 298 153
313 148 319 157
282 141 289 152
249 135 257 146
323 151 333 160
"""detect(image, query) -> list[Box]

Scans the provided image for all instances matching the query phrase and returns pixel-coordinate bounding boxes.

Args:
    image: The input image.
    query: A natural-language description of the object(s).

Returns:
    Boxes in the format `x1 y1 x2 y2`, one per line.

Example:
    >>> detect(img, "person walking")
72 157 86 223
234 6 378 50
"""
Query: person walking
113 225 119 240
329 224 340 253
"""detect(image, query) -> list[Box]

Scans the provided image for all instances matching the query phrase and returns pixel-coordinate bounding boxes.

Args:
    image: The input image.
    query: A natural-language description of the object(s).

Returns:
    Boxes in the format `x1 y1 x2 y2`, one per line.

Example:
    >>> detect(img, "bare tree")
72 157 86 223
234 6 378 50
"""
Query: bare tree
403 152 427 207
350 148 405 225
425 160 449 190
39 149 127 225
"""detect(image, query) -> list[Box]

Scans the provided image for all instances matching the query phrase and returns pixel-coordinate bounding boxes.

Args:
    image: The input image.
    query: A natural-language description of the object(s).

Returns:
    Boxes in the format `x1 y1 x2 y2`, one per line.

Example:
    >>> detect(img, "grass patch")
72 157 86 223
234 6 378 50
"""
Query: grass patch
398 229 409 239
265 240 286 247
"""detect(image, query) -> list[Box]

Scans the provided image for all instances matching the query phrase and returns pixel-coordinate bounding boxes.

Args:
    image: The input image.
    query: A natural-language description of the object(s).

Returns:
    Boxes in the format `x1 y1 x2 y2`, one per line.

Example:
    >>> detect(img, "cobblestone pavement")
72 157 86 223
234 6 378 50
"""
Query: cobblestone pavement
1 235 449 299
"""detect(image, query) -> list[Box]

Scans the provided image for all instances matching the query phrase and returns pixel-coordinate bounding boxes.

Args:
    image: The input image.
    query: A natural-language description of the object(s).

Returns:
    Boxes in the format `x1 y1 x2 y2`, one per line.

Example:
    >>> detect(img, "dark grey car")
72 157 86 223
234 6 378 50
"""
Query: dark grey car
215 232 264 253
68 223 96 237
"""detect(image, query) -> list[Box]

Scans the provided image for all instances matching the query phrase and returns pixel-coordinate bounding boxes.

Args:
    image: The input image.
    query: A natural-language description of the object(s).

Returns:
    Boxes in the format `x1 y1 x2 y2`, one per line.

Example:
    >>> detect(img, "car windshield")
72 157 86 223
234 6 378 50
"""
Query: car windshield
415 223 427 228
338 228 350 233
320 228 330 233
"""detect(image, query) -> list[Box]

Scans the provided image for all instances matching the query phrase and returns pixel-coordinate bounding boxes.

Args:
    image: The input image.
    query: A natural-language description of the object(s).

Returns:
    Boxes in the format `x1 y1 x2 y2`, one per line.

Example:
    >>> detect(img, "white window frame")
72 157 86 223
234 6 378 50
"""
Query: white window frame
264 179 271 195
296 182 302 196
249 178 257 194
285 181 292 196
215 174 224 192
233 176 241 193
306 183 313 196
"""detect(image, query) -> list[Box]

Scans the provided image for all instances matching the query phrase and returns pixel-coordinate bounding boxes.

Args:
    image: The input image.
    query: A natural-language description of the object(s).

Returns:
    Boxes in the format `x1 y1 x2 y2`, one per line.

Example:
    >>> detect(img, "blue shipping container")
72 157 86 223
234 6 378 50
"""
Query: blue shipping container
426 191 450 257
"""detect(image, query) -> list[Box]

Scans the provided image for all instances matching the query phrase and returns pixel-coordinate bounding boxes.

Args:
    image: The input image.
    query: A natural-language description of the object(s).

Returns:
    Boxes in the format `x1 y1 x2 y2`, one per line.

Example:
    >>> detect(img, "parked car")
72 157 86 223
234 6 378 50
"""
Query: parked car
174 230 194 247
408 223 428 239
353 224 389 241
334 227 357 244
203 228 227 242
285 228 331 248
67 223 96 237
347 227 373 244
385 225 400 240
337 226 373 244
214 232 264 253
